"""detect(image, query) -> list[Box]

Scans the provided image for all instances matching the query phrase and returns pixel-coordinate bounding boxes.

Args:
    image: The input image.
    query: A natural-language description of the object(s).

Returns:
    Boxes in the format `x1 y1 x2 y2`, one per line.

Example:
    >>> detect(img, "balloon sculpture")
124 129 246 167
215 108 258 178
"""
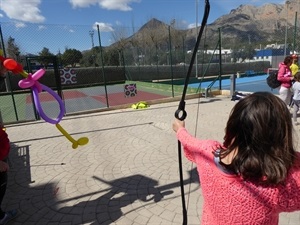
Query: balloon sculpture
1 56 89 149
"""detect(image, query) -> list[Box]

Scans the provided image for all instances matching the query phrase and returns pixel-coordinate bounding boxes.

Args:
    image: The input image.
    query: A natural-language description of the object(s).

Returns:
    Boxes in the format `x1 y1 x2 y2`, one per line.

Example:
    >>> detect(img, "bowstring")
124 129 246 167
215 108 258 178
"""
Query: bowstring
186 23 209 215
174 1 210 225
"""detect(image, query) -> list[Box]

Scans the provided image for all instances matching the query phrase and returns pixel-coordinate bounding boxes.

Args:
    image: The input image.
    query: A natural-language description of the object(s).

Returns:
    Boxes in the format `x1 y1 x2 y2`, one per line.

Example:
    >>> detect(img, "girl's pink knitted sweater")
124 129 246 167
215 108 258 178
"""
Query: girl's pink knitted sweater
177 127 300 225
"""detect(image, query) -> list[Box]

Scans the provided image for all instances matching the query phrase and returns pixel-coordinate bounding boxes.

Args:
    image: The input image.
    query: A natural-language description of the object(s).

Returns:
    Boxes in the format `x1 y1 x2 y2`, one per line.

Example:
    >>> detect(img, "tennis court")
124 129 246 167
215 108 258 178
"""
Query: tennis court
1 74 277 123
188 74 277 93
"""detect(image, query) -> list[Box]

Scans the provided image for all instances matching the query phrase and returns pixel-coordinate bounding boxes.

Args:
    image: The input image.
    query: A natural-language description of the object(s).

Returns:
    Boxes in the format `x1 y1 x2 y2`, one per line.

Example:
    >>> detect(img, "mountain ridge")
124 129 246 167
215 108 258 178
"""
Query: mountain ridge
111 1 298 52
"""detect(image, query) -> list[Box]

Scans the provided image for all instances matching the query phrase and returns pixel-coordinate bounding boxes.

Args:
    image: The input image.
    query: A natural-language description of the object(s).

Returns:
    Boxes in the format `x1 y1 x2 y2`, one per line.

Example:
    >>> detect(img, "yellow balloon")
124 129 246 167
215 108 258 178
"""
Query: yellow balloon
78 137 89 145
55 123 89 149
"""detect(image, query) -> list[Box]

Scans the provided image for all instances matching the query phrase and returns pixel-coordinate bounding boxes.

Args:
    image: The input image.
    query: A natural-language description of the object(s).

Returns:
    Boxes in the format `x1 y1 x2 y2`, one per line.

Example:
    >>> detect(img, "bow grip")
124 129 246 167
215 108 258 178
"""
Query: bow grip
175 101 187 121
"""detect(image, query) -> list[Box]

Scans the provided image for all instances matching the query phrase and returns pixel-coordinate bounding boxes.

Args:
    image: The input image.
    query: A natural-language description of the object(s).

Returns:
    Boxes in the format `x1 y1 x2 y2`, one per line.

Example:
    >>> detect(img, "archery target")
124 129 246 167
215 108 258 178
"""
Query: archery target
124 84 137 97
60 68 77 84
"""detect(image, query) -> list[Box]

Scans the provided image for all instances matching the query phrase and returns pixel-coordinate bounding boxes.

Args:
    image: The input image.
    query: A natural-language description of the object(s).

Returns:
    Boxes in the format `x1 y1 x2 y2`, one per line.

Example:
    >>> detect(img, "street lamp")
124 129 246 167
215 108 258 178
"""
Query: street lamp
284 1 291 57
89 30 95 48
89 30 96 66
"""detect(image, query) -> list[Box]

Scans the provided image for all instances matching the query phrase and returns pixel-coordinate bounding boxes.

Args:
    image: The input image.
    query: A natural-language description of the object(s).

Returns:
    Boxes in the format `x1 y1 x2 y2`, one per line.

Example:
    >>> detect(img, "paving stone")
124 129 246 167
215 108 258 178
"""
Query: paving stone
1 96 299 224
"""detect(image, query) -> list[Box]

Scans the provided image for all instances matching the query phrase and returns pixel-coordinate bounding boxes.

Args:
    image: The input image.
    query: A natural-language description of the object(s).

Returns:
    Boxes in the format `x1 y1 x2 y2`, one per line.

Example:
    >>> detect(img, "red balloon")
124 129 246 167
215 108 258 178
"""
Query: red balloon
3 58 17 70
12 63 23 74
3 59 24 74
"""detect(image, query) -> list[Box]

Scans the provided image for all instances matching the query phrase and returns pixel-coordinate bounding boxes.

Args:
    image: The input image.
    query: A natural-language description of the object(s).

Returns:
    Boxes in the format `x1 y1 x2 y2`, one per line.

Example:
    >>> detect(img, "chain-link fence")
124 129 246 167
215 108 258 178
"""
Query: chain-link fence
0 20 292 124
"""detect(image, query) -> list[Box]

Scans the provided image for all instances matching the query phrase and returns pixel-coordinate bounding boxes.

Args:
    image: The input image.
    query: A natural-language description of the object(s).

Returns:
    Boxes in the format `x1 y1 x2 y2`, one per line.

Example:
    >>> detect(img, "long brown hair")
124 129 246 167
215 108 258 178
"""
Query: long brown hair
284 55 293 65
221 92 296 185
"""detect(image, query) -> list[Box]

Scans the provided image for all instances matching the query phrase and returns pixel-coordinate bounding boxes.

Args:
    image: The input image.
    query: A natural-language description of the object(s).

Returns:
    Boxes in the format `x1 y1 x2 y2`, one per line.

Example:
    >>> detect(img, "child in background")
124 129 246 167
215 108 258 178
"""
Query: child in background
173 92 300 225
277 56 294 105
290 54 299 76
289 54 299 107
0 126 17 225
292 72 300 125
0 61 17 225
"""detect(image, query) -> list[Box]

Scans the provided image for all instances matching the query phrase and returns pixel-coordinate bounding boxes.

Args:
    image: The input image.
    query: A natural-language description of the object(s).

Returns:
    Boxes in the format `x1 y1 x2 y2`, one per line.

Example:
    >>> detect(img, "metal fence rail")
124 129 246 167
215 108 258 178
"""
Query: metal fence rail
0 21 291 124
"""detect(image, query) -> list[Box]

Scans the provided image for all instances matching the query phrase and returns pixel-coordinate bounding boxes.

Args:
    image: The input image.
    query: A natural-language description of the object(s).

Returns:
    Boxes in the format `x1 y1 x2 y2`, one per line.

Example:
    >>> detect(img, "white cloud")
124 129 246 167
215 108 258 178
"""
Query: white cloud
92 22 114 32
69 0 98 8
115 20 122 26
69 0 141 11
60 25 77 33
0 0 44 23
15 22 26 28
176 20 189 29
188 23 196 29
38 25 46 30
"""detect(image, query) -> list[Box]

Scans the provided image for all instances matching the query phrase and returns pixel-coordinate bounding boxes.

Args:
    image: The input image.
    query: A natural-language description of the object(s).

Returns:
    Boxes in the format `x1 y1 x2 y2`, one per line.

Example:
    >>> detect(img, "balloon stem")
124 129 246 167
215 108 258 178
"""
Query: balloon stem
20 71 28 78
55 123 76 143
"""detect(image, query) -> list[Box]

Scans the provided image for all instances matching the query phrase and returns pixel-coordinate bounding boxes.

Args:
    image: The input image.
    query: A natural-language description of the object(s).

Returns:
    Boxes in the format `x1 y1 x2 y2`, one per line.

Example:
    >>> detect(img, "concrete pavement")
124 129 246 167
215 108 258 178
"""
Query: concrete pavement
3 95 300 224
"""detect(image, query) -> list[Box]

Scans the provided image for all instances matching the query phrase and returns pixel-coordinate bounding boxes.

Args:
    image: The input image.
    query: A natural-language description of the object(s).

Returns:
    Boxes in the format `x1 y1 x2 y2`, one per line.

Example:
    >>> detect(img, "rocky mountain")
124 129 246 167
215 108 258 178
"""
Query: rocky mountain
111 0 299 52
207 2 296 47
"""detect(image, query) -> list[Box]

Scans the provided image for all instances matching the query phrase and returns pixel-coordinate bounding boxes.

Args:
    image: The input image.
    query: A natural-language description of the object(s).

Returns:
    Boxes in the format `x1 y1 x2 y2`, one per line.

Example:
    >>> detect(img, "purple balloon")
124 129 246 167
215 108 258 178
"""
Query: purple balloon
32 84 65 124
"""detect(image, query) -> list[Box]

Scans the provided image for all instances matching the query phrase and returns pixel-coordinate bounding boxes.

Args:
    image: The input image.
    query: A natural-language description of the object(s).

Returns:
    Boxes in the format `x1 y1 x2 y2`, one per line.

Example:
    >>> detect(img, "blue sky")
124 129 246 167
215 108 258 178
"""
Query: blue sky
0 0 285 54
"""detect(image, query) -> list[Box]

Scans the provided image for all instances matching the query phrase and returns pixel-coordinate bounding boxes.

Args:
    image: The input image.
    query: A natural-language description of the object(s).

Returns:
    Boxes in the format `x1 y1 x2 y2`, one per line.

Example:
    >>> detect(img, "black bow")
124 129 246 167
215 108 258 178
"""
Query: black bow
174 1 210 224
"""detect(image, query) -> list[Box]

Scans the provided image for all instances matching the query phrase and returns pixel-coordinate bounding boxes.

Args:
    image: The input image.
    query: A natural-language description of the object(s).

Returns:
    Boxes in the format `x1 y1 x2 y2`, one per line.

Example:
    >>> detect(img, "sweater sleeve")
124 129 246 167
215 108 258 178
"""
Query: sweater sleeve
277 65 292 83
176 127 222 163
277 153 300 212
0 129 10 160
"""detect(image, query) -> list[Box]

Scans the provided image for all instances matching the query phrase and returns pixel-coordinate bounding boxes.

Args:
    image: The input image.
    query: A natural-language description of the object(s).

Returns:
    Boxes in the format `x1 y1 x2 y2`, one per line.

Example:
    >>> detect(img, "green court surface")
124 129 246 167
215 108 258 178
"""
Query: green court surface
0 81 198 124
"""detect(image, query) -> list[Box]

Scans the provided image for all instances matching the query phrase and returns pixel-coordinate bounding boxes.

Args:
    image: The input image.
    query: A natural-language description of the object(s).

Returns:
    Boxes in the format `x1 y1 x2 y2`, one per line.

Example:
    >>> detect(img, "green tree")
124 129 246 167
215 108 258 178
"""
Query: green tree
103 48 119 66
61 48 83 67
111 26 130 66
6 36 20 60
38 47 55 68
80 51 94 67
231 42 256 63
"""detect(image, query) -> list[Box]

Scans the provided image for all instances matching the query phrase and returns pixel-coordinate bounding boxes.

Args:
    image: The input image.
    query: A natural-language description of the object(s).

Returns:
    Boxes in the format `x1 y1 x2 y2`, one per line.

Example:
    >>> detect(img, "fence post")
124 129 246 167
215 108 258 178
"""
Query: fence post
230 74 236 96
204 88 208 98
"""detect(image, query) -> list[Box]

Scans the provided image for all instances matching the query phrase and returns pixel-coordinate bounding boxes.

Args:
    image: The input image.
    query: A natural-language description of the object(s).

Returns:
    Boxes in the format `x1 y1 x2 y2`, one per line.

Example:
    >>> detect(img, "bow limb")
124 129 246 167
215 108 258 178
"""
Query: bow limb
174 1 210 225
175 0 210 120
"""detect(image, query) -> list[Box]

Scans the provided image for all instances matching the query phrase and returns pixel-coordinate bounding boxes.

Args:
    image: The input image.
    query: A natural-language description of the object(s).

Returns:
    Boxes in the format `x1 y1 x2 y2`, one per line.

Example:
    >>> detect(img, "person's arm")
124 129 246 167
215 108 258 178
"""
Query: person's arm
0 161 9 172
0 129 10 172
277 66 293 82
173 119 221 162
0 129 10 160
